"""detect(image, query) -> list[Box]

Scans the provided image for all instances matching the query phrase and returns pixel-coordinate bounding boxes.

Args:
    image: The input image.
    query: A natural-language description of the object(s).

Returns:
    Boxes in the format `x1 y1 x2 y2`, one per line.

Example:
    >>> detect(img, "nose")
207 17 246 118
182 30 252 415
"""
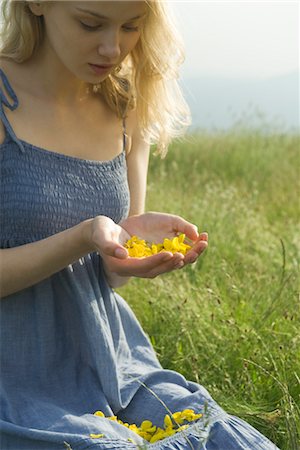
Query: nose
97 28 121 61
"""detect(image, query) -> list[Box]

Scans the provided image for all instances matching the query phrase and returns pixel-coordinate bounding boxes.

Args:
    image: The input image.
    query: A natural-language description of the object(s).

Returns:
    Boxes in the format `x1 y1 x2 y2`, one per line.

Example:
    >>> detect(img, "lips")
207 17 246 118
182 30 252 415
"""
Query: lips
91 63 114 69
88 63 115 75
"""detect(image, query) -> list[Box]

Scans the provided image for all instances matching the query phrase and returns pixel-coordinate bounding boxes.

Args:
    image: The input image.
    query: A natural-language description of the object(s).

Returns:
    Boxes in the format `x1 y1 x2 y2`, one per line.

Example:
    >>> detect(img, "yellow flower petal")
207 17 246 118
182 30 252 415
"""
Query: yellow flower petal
90 433 104 439
94 411 105 417
140 420 153 431
171 236 180 252
129 424 139 433
164 428 176 437
89 408 202 443
151 244 158 254
163 238 173 251
164 414 173 429
149 428 165 443
124 233 192 258
172 412 184 424
178 233 185 244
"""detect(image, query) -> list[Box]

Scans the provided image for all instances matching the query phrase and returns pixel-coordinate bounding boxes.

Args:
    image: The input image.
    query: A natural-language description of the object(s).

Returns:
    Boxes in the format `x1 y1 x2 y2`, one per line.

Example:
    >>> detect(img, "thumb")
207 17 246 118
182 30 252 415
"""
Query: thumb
92 216 128 259
113 247 128 259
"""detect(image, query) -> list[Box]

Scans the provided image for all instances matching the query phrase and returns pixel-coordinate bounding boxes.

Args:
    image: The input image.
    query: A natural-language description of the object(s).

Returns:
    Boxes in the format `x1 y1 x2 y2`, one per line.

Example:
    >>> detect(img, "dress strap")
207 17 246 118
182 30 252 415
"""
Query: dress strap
0 68 25 153
122 117 128 153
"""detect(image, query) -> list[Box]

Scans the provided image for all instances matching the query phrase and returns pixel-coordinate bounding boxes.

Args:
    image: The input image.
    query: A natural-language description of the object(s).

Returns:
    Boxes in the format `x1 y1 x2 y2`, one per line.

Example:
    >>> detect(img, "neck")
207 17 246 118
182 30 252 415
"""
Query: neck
21 45 94 105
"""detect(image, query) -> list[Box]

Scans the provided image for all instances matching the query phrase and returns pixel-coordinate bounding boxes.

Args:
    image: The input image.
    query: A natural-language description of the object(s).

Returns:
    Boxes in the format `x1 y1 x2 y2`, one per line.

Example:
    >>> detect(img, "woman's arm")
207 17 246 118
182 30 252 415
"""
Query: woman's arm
0 220 95 298
126 119 151 217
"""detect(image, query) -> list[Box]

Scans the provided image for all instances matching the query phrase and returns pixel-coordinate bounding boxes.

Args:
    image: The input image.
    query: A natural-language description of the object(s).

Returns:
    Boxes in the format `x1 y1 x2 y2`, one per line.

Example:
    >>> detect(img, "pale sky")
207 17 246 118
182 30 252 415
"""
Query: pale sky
170 1 299 79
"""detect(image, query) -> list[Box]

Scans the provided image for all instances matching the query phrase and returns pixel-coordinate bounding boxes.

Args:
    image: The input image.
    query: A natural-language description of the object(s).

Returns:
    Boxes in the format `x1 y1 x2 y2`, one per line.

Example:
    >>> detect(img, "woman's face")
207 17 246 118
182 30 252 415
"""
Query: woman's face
33 1 147 82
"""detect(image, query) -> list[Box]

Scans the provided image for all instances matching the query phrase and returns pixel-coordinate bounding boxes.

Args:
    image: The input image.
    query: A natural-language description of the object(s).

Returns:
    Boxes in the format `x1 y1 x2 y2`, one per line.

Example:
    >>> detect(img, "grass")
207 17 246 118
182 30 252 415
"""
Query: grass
118 128 300 449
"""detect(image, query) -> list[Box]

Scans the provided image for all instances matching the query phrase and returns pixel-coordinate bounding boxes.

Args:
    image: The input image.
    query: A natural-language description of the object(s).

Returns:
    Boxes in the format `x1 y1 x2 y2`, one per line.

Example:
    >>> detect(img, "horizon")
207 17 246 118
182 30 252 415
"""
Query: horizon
180 71 299 131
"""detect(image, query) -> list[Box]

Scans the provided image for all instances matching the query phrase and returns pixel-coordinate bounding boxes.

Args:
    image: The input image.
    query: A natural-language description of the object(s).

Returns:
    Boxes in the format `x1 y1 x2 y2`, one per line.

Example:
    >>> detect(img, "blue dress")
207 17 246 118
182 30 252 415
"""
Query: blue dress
0 68 279 450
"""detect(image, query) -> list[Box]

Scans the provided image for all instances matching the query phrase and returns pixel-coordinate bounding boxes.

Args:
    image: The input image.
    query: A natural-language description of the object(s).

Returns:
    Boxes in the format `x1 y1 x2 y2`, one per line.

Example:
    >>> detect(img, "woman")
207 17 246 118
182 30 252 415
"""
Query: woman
0 1 279 448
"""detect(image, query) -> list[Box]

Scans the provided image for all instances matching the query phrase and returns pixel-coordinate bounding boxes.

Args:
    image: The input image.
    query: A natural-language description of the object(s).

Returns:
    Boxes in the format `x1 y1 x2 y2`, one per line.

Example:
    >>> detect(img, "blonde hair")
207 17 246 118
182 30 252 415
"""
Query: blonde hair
0 0 191 156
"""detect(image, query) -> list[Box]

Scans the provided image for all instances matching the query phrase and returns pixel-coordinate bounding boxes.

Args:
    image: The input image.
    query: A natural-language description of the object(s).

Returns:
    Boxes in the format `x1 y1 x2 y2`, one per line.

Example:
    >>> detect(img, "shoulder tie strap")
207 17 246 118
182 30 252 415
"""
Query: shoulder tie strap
0 68 25 153
122 117 128 153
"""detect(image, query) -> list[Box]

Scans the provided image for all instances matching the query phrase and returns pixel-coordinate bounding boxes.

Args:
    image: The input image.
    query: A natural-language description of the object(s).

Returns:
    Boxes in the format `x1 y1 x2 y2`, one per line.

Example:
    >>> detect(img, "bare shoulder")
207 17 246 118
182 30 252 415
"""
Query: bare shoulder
125 108 150 155
125 108 139 137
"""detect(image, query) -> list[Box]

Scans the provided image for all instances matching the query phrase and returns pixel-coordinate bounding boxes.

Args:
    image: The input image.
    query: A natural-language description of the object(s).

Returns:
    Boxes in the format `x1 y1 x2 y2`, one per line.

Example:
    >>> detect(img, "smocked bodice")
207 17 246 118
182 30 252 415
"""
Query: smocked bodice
0 69 130 248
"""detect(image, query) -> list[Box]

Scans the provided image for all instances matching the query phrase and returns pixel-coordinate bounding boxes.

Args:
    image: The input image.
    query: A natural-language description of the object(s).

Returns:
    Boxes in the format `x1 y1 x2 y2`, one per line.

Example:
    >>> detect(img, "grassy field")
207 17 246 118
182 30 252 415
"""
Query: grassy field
118 129 300 449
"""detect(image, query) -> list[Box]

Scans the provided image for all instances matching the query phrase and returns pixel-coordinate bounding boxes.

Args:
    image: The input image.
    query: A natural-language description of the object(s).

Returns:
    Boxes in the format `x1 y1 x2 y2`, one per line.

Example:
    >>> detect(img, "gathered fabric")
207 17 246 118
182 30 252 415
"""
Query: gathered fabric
0 69 279 449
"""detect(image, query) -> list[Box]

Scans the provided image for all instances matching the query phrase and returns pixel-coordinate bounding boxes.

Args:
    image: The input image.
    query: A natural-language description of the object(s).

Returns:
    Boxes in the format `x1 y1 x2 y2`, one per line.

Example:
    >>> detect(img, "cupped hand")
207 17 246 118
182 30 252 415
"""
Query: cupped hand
121 212 208 269
89 212 208 279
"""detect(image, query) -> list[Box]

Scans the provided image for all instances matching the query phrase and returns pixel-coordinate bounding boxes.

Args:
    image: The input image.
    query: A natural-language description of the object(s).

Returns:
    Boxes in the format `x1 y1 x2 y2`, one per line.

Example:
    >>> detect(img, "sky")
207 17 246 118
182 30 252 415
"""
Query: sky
170 1 299 79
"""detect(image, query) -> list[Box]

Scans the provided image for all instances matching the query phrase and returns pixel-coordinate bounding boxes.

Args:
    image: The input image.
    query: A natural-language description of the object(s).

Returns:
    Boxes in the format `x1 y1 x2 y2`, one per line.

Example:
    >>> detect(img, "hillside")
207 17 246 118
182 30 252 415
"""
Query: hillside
181 71 299 132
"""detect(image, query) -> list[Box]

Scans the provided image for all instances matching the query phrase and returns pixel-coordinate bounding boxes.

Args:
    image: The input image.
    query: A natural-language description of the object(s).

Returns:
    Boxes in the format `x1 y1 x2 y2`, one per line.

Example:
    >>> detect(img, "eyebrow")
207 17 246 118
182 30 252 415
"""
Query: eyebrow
75 7 146 21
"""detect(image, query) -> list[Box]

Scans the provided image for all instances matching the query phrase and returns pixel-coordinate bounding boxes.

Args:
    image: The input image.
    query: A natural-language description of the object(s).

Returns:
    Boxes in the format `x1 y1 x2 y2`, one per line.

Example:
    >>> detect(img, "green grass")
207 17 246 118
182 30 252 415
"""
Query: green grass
118 129 300 449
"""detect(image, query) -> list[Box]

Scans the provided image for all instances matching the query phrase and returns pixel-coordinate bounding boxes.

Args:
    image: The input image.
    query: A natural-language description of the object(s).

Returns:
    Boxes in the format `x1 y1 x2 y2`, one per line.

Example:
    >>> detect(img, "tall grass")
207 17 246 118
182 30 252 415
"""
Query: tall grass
118 129 300 449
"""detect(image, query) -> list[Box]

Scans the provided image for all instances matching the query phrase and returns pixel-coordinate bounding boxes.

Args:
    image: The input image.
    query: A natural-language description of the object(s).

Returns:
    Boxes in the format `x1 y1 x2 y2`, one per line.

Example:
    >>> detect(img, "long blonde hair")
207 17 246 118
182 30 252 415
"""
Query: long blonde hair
0 0 191 156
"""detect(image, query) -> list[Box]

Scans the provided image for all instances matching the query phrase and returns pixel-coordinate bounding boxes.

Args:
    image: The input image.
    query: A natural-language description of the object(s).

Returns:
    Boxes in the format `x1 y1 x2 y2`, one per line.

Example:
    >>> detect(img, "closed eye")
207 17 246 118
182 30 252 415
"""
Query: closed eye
79 20 141 33
80 21 102 31
122 24 140 32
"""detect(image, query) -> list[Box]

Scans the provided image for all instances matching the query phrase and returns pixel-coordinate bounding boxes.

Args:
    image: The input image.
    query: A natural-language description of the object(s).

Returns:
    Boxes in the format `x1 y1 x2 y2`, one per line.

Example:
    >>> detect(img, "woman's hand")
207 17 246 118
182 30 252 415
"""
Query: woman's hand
120 212 208 268
87 213 208 281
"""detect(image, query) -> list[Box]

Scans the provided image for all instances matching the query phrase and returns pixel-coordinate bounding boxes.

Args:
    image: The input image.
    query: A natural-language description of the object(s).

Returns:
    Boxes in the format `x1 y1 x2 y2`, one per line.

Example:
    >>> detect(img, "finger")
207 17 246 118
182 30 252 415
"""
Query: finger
198 232 208 242
171 216 199 241
184 239 208 264
146 253 185 278
113 247 129 259
100 244 128 259
110 251 175 276
115 251 186 277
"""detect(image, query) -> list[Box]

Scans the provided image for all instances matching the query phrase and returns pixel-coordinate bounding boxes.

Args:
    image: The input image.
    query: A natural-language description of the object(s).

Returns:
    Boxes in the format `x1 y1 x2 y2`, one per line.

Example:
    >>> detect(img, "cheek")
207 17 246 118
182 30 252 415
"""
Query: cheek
46 22 86 61
123 34 141 55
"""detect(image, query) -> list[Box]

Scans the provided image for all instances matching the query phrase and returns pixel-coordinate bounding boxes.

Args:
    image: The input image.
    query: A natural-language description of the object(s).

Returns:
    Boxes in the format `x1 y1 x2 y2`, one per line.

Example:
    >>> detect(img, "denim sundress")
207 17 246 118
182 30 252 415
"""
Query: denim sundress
0 68 279 450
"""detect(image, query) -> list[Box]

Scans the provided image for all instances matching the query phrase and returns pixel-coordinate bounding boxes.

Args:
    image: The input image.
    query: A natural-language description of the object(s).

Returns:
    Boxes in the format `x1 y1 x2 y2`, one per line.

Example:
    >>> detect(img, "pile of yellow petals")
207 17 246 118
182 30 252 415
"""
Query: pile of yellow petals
90 409 202 444
124 234 192 258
